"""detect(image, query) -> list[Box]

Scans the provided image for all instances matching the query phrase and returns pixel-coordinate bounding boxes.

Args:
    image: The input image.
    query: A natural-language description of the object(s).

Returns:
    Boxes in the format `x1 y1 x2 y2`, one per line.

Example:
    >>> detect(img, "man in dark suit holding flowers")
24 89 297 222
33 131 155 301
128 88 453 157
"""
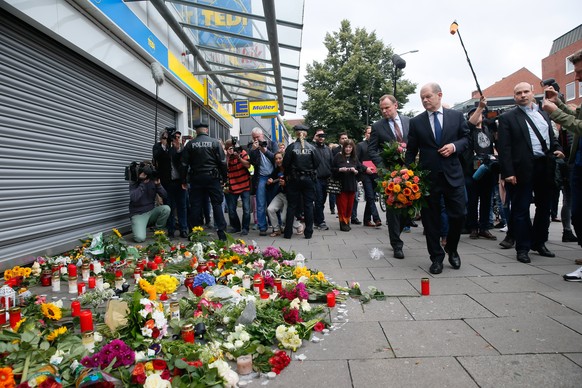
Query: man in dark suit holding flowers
405 83 470 274
369 94 410 259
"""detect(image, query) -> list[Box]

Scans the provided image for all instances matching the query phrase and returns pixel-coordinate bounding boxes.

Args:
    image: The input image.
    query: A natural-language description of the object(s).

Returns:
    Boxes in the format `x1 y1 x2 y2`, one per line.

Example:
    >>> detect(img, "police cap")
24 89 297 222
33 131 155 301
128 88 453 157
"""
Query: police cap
193 120 209 130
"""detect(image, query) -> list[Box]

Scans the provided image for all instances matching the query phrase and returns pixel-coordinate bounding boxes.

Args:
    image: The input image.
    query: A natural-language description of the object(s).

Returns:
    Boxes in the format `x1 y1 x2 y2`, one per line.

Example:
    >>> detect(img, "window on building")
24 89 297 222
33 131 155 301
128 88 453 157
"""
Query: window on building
566 56 574 74
566 82 576 101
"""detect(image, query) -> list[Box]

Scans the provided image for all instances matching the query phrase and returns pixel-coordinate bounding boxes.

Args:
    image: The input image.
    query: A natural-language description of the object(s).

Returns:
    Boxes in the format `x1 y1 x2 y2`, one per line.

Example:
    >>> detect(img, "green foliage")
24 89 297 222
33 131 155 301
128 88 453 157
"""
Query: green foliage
302 20 416 141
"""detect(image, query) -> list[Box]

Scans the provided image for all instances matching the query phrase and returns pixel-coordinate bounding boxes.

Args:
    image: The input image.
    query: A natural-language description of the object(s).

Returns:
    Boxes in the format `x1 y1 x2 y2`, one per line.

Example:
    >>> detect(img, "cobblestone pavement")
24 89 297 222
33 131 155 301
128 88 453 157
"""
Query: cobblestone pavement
218 205 582 388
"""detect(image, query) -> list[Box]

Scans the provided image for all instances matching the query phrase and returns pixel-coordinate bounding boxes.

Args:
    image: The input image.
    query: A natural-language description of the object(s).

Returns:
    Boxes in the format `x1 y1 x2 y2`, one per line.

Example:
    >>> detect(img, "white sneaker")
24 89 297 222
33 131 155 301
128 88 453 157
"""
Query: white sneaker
563 266 582 282
500 226 508 232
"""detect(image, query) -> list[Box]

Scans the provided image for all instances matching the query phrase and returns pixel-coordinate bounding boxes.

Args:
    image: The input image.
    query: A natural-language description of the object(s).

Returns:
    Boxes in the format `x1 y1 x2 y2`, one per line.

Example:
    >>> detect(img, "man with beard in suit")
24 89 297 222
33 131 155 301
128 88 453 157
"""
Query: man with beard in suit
405 83 470 274
369 94 411 259
498 82 564 264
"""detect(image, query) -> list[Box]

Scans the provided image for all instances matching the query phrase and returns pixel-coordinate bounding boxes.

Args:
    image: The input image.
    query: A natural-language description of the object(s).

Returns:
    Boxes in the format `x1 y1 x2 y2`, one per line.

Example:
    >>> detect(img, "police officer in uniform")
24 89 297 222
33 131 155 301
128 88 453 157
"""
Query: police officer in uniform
283 125 320 239
181 121 228 241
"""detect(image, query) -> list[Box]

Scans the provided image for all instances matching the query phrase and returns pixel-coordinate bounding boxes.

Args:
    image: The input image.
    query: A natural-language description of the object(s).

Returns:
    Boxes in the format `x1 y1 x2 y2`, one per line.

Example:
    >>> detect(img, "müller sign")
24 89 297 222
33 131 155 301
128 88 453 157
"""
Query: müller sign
233 100 279 117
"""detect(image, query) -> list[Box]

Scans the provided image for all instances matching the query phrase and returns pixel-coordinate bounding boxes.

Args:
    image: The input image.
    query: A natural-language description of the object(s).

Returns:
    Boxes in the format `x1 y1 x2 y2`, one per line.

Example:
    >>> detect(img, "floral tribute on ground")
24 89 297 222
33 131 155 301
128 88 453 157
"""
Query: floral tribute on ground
0 228 367 387
377 140 430 217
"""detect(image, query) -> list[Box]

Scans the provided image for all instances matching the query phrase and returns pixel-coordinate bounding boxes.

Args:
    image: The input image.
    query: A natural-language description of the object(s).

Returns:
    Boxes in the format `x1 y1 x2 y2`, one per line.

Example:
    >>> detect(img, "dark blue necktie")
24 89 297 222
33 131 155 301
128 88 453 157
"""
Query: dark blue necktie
433 111 442 145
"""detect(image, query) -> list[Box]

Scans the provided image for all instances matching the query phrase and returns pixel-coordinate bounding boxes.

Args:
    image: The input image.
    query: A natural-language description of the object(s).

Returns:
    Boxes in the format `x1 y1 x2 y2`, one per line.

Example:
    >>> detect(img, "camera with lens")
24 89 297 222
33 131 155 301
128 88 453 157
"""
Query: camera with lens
165 127 178 141
124 161 158 182
231 136 243 153
540 78 560 92
259 140 268 148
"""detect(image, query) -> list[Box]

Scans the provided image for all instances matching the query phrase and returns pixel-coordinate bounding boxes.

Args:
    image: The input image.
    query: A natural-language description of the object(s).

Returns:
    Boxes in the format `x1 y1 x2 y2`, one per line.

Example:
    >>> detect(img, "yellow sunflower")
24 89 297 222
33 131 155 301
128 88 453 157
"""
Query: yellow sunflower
13 318 26 332
46 326 68 341
219 269 235 278
41 303 62 321
192 226 204 232
3 269 13 281
154 230 166 236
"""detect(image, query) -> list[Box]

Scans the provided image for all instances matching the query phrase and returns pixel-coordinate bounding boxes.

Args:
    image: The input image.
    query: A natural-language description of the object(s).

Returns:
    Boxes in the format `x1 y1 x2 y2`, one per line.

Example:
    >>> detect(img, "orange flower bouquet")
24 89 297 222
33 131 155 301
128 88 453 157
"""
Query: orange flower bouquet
378 164 429 217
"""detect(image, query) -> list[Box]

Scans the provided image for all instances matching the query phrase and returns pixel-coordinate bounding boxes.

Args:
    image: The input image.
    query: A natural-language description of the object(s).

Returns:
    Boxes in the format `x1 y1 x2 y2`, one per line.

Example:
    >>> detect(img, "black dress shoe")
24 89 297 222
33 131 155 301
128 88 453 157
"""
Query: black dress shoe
393 249 405 259
180 230 189 238
517 251 531 263
532 245 555 257
562 230 578 243
448 251 461 269
429 262 443 274
351 218 362 225
499 236 514 249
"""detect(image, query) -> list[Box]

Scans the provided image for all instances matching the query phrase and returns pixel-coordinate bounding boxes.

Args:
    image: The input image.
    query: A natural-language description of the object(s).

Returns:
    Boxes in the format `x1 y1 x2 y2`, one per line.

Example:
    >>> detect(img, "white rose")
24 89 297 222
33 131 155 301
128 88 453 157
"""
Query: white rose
223 316 230 324
290 298 301 310
53 300 63 308
223 342 234 350
144 374 171 388
239 332 250 342
234 340 244 349
301 299 312 312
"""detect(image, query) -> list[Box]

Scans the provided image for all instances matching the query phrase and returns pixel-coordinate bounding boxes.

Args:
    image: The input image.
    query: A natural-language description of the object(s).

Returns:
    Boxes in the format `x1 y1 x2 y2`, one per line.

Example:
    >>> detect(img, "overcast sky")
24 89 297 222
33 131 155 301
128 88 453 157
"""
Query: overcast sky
286 0 580 118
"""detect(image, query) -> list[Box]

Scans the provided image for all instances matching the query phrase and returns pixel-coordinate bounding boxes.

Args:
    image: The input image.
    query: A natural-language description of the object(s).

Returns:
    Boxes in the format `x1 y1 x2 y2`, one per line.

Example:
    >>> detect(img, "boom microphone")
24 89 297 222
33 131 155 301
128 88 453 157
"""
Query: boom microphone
449 20 482 98
150 62 164 86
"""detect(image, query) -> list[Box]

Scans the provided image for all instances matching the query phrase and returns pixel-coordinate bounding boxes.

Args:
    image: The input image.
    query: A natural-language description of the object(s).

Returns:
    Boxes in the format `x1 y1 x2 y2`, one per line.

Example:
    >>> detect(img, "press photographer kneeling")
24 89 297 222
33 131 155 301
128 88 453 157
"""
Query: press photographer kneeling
129 163 171 242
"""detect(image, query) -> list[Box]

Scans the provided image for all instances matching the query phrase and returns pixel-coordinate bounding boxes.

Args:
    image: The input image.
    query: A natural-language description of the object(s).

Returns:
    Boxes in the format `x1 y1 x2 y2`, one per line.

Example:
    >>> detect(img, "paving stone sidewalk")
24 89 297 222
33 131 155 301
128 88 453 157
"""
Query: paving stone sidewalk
228 207 582 388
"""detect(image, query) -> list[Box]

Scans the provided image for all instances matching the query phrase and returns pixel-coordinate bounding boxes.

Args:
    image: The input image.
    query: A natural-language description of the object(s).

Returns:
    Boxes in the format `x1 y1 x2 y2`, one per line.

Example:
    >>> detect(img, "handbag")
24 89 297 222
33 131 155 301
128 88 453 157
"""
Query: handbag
327 177 342 194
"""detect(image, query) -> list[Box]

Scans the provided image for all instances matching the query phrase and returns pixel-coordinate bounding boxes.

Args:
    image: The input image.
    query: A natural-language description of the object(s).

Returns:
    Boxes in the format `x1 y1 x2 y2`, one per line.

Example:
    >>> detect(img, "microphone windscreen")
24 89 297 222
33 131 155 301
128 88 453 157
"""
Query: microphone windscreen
151 62 164 86
450 22 458 35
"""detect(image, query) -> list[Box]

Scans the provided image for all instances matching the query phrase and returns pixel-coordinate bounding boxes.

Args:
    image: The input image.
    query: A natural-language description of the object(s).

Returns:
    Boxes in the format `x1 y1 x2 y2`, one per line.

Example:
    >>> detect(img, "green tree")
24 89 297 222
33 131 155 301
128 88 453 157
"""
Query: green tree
302 20 416 141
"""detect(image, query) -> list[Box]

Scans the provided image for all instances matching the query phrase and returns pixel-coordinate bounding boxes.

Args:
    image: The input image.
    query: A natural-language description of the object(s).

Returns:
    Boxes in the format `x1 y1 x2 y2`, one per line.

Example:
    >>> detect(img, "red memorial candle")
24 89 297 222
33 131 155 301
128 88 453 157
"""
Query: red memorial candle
421 278 430 296
326 292 336 307
71 300 81 317
77 282 86 296
79 310 94 332
88 276 96 289
67 264 77 277
9 307 21 329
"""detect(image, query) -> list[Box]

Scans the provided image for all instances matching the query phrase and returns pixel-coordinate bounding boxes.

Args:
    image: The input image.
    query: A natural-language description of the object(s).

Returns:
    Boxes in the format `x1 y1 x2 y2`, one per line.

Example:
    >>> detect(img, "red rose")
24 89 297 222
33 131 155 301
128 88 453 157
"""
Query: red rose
189 360 203 368
152 359 167 371
151 327 160 339
313 321 326 332
206 261 216 268
193 286 204 297
154 256 163 264
148 262 158 270
160 369 171 380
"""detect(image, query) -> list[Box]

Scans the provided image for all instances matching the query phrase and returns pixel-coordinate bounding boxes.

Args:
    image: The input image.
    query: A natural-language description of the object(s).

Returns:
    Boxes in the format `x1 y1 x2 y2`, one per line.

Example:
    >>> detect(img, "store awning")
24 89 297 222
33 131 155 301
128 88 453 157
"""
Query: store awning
150 0 305 115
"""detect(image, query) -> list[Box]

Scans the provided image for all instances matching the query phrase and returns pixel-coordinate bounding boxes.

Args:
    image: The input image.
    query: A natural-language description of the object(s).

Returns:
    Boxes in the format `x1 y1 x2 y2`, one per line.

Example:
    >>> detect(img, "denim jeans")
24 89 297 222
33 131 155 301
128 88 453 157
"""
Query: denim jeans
361 174 380 223
314 178 328 225
255 175 270 231
225 190 251 232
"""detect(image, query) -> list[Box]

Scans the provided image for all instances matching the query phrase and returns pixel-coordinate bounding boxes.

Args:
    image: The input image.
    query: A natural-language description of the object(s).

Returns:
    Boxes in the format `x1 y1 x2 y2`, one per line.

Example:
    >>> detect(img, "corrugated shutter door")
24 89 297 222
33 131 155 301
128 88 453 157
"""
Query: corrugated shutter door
0 9 176 268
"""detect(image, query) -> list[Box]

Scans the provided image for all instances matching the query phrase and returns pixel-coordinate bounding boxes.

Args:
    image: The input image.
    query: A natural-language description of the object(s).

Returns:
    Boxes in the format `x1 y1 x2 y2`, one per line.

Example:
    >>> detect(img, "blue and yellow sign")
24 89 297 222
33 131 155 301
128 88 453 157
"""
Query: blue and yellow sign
234 100 250 118
249 100 278 116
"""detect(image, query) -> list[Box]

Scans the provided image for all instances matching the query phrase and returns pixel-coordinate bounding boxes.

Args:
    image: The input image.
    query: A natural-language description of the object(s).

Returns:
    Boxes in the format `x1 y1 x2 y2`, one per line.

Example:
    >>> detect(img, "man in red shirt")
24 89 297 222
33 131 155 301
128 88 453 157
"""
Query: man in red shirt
224 138 252 236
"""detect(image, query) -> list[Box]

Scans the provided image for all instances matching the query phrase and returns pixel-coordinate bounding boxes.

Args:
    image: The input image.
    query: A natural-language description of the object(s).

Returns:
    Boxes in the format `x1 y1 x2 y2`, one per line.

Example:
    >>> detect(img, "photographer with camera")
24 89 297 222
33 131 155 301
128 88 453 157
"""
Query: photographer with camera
463 96 498 241
129 163 171 243
248 127 276 236
542 49 582 279
152 129 172 195
224 137 251 236
166 129 189 239
181 121 228 241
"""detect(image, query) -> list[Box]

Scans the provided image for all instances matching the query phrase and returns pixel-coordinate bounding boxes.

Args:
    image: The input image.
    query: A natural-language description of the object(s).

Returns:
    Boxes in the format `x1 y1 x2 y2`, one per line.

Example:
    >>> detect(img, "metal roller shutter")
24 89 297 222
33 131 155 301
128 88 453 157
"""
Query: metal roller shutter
0 9 176 269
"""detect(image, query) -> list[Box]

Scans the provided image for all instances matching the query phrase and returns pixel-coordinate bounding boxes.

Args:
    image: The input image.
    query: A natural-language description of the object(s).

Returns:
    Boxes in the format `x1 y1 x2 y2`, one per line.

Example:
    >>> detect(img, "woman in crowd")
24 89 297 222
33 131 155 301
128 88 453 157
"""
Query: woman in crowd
266 152 303 236
332 139 370 231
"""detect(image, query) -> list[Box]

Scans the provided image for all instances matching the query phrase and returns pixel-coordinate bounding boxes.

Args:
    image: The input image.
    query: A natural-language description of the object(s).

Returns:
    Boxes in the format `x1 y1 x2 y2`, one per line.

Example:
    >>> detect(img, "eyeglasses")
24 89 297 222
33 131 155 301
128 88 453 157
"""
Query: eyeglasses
162 137 168 140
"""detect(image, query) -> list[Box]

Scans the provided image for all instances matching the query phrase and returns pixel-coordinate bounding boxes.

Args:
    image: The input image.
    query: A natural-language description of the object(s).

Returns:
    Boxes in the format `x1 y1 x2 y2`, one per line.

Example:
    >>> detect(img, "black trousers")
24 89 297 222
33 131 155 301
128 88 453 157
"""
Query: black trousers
284 176 315 238
421 173 466 263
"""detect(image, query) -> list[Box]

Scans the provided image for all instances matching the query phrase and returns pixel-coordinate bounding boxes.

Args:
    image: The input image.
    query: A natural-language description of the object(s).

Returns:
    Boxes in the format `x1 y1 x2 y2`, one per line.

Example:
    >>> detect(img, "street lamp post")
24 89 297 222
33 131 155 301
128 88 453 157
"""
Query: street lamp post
392 50 419 98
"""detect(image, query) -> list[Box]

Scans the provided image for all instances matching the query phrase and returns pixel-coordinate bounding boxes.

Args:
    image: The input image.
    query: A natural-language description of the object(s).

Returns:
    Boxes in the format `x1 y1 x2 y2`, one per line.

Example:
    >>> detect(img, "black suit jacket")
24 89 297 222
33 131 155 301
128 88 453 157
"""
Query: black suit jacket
497 106 561 184
368 114 410 167
404 108 469 187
